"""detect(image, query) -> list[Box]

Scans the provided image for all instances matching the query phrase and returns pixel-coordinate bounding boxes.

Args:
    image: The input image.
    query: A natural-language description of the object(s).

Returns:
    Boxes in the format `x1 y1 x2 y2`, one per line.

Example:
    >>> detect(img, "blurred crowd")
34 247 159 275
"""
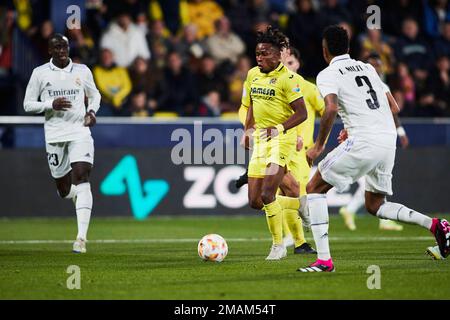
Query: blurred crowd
0 0 449 117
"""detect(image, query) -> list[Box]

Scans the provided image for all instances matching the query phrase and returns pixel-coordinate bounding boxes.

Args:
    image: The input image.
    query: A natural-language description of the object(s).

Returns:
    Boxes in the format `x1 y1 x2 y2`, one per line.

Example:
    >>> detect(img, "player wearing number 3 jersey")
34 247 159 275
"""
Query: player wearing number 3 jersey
297 25 450 273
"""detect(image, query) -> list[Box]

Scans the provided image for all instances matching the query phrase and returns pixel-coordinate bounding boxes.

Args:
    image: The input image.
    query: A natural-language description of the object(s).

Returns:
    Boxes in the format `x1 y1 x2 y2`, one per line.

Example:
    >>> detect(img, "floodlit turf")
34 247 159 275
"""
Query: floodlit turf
0 215 449 299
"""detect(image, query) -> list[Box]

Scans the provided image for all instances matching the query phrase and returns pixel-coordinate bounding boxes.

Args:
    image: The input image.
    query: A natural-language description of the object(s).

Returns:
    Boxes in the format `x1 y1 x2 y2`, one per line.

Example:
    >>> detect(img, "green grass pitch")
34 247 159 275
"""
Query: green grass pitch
0 214 449 299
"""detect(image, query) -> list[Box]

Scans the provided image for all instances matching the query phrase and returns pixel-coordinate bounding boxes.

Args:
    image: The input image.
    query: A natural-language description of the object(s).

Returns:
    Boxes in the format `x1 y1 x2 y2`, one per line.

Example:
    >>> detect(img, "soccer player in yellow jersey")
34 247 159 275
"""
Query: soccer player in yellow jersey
237 47 319 255
241 26 308 260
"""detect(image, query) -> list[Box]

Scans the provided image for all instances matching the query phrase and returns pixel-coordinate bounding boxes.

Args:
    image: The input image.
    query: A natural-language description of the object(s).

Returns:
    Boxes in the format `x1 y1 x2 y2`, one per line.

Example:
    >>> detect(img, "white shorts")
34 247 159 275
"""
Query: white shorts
45 135 94 179
318 137 395 196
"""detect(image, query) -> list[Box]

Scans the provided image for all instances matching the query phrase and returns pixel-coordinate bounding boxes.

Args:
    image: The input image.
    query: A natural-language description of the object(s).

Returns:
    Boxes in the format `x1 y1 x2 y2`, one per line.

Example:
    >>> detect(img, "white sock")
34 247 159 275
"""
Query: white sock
307 193 331 260
62 185 77 200
346 185 365 213
376 202 432 230
75 182 92 240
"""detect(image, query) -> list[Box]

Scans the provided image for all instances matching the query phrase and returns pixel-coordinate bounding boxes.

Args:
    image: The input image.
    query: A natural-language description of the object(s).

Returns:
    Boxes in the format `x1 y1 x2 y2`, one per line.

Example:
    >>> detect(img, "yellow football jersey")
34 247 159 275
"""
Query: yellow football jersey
241 63 303 129
296 76 325 149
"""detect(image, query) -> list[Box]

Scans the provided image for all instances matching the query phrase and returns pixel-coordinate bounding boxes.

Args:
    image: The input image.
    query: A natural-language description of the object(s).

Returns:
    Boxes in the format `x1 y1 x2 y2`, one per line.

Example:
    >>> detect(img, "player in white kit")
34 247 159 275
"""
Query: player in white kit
338 52 408 232
297 26 450 272
23 34 101 253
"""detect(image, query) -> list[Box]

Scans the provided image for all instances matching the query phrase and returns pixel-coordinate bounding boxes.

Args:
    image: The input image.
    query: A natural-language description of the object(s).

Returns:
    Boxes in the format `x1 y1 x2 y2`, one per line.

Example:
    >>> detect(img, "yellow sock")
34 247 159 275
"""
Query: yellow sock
284 209 305 247
277 195 300 210
263 199 283 245
282 212 291 237
277 195 306 247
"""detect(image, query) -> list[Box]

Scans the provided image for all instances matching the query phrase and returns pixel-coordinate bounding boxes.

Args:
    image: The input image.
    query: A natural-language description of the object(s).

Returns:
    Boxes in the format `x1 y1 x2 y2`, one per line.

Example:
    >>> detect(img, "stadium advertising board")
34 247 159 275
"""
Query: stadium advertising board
1 148 449 218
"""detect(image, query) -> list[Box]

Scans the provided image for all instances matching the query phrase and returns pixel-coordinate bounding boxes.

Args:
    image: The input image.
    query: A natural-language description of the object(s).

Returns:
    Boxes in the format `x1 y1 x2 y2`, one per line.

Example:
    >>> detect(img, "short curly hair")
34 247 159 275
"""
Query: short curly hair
256 25 290 51
323 25 349 56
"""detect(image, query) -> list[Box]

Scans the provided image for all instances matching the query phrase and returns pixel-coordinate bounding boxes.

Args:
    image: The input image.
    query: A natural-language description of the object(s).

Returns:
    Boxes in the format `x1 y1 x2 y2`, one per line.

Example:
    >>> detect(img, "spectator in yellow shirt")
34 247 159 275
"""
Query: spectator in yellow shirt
93 48 132 116
187 0 224 39
360 29 395 75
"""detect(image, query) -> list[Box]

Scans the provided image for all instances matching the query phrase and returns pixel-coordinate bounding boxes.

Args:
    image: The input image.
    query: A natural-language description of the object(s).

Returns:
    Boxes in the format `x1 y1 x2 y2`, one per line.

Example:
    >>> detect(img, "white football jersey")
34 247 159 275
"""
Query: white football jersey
24 59 101 143
317 54 397 149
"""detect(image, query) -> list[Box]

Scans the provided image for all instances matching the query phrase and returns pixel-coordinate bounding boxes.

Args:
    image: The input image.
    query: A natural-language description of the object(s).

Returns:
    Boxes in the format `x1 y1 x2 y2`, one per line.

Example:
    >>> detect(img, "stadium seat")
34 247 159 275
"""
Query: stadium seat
220 112 239 120
153 111 179 119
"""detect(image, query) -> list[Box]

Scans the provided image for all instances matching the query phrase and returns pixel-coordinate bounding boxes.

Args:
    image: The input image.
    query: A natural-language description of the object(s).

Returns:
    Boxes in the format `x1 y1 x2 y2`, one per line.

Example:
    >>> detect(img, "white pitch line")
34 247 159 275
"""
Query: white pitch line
0 236 433 245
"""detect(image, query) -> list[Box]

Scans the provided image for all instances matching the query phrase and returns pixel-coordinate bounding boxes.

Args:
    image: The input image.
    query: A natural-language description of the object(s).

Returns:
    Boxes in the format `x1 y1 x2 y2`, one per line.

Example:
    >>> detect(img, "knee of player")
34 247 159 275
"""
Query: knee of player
285 182 299 197
56 186 71 198
73 177 89 185
71 164 92 184
249 197 263 210
72 170 90 184
260 189 276 205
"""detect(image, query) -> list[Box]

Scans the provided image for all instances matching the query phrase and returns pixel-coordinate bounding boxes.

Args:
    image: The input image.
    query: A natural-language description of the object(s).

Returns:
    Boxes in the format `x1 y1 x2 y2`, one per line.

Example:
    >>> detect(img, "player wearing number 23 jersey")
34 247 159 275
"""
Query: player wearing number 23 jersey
23 34 101 254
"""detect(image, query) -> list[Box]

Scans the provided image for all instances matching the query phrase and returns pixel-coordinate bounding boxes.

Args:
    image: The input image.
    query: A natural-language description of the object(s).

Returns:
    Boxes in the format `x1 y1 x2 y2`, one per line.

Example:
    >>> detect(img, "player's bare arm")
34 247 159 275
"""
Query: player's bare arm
241 104 254 150
387 91 409 148
260 97 307 141
306 94 338 166
387 91 400 114
243 103 254 132
284 97 307 131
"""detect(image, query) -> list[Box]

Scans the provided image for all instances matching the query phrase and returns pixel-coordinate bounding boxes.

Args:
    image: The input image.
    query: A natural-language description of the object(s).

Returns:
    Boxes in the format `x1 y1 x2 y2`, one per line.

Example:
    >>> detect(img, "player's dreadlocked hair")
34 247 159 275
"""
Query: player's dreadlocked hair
256 25 290 51
323 25 349 56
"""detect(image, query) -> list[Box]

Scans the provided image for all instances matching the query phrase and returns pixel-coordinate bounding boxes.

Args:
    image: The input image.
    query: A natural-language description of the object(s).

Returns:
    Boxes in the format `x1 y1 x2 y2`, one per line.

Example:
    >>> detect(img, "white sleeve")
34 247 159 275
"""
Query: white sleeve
136 30 151 60
99 31 111 50
316 69 339 98
83 67 101 114
23 70 53 114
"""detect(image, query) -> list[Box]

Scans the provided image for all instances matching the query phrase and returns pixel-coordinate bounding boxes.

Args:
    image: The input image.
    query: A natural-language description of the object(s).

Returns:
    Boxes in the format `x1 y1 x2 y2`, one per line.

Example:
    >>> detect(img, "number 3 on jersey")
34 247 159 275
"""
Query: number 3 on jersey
355 75 380 110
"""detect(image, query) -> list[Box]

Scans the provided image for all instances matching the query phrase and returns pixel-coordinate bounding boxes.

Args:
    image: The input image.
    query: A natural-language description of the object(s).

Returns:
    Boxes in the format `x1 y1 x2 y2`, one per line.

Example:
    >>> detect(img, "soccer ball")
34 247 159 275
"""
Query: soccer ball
198 234 228 262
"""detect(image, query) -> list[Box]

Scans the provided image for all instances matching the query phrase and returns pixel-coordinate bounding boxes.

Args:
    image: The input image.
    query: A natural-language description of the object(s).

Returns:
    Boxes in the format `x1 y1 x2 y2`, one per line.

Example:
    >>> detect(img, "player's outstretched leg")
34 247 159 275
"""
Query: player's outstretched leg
72 182 92 253
71 162 93 253
278 173 316 254
262 164 288 260
366 192 450 258
298 172 335 272
278 195 316 254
